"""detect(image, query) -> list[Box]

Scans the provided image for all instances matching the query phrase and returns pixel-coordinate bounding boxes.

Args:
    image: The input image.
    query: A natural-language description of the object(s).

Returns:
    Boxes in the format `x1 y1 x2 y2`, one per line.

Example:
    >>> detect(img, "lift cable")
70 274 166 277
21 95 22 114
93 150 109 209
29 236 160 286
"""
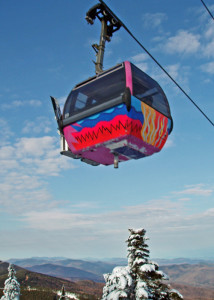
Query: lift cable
201 0 214 21
98 0 214 127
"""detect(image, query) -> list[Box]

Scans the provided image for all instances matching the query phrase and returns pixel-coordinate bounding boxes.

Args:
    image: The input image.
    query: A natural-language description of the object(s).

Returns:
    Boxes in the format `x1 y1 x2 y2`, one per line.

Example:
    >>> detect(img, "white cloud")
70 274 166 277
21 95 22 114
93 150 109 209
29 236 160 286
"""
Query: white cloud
22 210 95 230
165 64 180 80
18 199 181 232
202 40 214 58
130 53 149 72
204 19 214 39
149 63 178 84
1 99 42 110
131 53 148 63
135 62 149 73
0 135 75 213
199 20 214 58
1 182 214 259
200 61 214 74
15 136 56 158
18 196 214 257
164 137 174 148
203 208 214 217
142 13 167 29
150 63 190 94
165 30 200 55
0 119 14 146
178 198 191 202
173 184 213 197
22 117 52 134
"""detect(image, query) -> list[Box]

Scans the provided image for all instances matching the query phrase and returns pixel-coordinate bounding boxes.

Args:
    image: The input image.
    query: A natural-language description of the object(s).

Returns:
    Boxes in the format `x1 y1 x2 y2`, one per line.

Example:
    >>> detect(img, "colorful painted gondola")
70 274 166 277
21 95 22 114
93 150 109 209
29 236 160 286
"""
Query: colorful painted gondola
51 2 173 168
51 61 173 167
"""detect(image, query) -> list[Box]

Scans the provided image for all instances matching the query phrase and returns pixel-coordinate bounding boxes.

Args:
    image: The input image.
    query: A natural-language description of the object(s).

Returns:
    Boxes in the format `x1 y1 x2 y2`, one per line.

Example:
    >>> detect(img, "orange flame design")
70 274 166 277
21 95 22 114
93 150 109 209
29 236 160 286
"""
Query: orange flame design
141 102 168 149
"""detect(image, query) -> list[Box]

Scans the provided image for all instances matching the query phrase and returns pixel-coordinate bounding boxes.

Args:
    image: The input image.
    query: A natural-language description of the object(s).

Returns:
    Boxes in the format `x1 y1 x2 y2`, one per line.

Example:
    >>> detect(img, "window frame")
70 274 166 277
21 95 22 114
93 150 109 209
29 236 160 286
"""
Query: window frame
62 63 126 126
131 63 172 119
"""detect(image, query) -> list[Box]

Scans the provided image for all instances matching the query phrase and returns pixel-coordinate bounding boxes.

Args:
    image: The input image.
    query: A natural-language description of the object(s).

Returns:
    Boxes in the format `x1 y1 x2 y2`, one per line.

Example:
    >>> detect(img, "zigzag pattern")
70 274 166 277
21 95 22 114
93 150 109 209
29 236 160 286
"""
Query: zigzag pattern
75 119 142 144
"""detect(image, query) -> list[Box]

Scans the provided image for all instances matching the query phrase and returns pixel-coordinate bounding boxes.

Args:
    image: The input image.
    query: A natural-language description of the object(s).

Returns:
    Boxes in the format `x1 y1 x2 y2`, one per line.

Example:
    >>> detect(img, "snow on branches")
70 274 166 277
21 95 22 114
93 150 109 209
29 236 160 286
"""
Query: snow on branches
1 264 20 300
102 228 183 300
102 266 134 299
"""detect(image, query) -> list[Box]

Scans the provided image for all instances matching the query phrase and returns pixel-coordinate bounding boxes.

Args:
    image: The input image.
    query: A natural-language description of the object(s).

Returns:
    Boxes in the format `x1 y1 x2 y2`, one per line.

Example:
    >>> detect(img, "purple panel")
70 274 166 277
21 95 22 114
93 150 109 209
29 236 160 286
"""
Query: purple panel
81 146 129 165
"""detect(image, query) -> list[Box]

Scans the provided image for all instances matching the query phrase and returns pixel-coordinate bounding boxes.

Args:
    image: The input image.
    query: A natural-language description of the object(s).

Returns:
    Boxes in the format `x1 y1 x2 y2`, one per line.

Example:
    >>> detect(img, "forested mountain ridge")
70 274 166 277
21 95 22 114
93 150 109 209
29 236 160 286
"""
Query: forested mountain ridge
9 257 119 276
26 263 103 282
1 259 214 299
0 261 103 299
8 257 214 288
161 263 214 288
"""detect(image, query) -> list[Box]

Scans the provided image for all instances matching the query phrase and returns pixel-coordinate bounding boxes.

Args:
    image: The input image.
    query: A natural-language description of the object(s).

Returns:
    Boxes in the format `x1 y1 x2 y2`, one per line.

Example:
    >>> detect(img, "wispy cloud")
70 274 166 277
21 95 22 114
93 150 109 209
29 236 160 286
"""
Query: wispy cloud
200 20 214 59
203 40 214 58
22 210 95 230
173 184 213 197
201 21 214 58
164 137 175 148
0 118 14 146
1 182 214 258
130 53 190 95
22 117 52 135
200 61 214 74
165 64 180 80
165 30 200 55
0 135 75 213
148 62 190 94
204 20 214 40
142 12 168 30
19 196 214 254
1 99 42 110
130 53 149 72
131 53 148 63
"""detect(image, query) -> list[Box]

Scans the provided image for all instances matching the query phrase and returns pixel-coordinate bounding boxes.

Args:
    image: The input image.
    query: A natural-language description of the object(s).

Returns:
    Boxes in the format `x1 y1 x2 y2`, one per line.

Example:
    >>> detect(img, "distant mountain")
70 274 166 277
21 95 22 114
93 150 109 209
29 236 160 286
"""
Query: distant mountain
10 256 214 268
0 260 103 299
8 258 55 268
26 263 103 282
154 257 214 266
9 258 119 280
171 283 214 300
161 263 214 288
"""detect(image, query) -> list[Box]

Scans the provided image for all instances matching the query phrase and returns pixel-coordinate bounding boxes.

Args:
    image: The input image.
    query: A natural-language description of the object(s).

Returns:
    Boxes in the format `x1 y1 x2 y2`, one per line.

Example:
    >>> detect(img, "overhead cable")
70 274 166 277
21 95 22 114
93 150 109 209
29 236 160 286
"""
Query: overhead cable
201 0 214 21
98 0 214 127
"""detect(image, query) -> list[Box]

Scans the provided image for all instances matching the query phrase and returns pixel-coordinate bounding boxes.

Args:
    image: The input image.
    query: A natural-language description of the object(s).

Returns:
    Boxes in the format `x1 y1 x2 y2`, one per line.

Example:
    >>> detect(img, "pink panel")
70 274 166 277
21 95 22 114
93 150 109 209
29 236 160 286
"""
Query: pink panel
124 61 133 95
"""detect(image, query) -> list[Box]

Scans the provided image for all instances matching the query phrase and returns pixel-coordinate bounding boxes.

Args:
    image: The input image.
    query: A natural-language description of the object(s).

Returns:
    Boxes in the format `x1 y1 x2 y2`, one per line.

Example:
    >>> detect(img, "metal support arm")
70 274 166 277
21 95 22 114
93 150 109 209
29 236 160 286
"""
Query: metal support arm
85 3 121 74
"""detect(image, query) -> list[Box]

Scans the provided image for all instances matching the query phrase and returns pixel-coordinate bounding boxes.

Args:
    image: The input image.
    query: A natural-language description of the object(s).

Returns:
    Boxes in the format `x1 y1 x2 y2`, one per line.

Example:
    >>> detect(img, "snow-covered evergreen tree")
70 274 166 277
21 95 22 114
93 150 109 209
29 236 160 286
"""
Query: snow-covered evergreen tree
102 266 134 299
127 228 183 300
1 264 20 300
102 228 183 300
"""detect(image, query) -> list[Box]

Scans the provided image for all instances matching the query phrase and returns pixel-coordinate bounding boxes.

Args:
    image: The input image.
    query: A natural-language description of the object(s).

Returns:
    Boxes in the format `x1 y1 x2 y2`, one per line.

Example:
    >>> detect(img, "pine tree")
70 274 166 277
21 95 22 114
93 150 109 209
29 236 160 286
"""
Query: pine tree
102 228 183 300
127 228 183 300
59 285 67 300
1 264 20 300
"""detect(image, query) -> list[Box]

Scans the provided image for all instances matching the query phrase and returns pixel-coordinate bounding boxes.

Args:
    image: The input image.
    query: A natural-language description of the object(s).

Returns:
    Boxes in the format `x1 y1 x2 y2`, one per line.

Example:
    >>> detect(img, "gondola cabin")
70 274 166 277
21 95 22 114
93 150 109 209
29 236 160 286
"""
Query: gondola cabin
51 61 173 167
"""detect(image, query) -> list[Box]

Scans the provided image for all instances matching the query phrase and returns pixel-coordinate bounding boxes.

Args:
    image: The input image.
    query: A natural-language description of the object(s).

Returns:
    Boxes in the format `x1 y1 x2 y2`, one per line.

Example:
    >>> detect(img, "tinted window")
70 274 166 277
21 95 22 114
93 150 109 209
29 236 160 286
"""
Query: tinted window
63 67 125 119
131 64 171 118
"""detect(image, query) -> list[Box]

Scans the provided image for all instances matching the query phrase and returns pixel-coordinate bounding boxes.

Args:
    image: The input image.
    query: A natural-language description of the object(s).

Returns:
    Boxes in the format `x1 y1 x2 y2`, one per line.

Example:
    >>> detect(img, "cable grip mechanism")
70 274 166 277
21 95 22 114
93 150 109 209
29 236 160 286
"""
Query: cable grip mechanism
85 3 121 74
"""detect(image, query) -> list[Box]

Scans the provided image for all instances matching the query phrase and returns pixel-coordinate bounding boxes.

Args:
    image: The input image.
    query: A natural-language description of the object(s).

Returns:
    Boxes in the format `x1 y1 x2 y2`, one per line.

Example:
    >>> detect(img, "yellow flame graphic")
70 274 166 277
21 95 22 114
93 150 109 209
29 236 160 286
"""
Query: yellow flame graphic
141 102 165 147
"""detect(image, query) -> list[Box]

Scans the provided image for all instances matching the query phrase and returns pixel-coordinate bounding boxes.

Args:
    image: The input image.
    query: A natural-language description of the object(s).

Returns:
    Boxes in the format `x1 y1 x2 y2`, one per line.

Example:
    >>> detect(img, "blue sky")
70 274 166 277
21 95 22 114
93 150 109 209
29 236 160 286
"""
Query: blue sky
0 0 214 261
